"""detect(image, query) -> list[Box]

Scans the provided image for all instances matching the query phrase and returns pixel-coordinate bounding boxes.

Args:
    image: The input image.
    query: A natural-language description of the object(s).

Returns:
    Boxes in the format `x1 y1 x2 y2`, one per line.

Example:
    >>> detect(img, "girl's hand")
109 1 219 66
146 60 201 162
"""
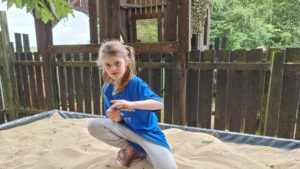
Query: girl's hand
110 100 136 111
107 108 122 122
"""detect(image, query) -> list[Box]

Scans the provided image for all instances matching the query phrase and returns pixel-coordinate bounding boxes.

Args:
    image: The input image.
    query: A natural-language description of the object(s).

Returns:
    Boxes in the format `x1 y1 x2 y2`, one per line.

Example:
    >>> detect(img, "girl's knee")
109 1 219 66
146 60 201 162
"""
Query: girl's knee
87 118 103 136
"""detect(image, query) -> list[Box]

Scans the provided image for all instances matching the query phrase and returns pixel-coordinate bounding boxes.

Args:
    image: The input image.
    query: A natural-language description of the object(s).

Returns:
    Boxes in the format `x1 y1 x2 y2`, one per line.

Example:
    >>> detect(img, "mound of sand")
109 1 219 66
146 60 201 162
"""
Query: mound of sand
0 112 299 169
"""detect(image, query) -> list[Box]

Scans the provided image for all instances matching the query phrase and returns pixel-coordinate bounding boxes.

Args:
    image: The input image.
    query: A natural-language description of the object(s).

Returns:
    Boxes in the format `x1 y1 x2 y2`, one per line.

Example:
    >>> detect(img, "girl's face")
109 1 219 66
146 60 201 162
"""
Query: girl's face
102 54 128 83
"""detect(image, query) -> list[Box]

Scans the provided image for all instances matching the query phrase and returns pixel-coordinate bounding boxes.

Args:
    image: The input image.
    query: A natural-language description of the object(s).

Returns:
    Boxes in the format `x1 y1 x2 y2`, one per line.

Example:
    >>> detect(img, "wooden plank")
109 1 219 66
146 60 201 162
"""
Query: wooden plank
157 4 163 41
277 48 300 138
264 51 285 136
14 33 23 52
244 49 265 134
74 54 83 112
138 54 150 84
88 0 98 43
186 50 200 127
260 48 281 134
99 0 120 40
198 50 213 128
14 53 25 108
48 42 178 54
227 50 246 132
214 50 229 130
83 53 92 114
26 52 39 109
174 0 190 125
188 63 269 70
128 9 137 42
91 54 101 115
164 53 173 124
34 53 45 109
34 17 54 109
19 52 31 108
56 54 67 110
165 0 177 41
0 11 18 120
150 53 162 122
66 54 75 111
49 42 178 54
137 62 169 68
22 34 30 52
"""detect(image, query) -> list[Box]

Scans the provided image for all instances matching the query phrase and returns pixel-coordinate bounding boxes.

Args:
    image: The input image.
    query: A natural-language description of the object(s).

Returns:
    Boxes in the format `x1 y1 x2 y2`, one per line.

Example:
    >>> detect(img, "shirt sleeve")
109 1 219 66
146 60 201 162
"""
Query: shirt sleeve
137 80 162 103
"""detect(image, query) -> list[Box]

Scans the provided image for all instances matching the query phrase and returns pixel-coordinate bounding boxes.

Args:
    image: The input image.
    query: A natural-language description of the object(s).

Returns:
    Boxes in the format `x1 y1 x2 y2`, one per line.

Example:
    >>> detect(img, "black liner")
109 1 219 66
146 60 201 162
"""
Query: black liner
1 110 299 150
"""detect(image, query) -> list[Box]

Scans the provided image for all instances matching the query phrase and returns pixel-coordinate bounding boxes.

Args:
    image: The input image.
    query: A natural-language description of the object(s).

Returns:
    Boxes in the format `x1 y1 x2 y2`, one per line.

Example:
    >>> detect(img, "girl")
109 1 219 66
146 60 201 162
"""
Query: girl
87 40 177 169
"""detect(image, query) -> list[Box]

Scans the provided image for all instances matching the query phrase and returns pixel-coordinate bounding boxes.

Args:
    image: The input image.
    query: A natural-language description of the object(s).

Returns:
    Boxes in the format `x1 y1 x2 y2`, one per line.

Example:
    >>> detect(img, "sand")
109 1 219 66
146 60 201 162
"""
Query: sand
0 112 300 169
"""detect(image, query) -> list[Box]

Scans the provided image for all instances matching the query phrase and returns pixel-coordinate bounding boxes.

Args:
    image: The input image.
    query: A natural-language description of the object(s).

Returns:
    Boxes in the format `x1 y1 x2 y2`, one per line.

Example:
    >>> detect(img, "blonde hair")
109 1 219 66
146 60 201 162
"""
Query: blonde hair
96 40 136 94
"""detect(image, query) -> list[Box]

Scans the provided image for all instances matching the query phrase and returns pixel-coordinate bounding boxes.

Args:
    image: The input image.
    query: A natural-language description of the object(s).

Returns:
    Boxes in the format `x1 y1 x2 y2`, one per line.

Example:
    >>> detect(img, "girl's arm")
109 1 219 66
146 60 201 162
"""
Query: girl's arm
110 99 163 111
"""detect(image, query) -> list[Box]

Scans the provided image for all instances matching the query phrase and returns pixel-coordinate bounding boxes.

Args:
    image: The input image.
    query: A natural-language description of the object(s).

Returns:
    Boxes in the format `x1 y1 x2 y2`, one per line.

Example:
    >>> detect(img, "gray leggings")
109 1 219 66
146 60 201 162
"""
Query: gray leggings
87 118 177 169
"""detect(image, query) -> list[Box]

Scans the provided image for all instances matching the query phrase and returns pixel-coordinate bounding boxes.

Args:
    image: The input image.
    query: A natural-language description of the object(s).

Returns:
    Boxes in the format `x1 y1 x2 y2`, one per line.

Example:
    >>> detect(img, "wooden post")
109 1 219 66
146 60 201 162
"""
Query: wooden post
88 0 98 43
34 16 57 110
0 11 17 120
174 0 190 125
277 48 300 138
164 0 178 124
99 0 120 41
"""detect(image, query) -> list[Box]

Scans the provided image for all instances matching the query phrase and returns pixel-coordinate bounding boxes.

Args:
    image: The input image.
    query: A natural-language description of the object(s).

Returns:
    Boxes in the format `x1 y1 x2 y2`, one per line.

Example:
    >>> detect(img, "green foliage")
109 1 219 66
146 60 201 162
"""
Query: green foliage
2 0 73 23
136 19 158 42
211 0 300 49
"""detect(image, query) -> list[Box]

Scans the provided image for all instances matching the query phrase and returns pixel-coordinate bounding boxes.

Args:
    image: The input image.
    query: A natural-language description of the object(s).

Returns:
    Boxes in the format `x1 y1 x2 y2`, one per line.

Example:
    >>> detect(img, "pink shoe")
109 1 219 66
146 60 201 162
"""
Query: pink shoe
115 146 146 167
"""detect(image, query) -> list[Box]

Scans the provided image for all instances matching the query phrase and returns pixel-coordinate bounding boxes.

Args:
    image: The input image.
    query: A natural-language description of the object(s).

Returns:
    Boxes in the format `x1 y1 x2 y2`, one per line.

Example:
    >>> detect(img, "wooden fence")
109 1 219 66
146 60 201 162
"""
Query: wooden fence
5 32 300 139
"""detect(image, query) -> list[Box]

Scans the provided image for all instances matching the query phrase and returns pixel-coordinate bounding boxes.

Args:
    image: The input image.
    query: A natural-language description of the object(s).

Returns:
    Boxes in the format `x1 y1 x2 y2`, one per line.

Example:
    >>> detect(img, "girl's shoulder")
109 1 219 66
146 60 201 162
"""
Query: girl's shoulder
128 76 146 87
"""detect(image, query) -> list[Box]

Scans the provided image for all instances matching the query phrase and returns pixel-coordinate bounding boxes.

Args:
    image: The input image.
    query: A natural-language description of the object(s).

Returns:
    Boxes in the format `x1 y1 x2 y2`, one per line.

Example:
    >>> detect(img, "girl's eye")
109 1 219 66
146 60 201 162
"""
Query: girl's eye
104 64 111 68
115 61 120 66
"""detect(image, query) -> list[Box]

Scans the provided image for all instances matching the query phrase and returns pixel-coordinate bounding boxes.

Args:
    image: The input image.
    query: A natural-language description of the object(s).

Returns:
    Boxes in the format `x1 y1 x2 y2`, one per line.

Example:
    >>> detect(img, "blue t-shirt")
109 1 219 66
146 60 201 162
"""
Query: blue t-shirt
103 76 170 153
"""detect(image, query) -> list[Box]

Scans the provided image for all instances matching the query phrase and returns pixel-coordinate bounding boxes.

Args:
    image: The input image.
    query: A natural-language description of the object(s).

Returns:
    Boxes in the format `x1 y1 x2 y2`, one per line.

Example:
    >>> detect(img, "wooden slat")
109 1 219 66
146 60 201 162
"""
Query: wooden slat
66 54 75 111
164 53 173 124
88 0 98 43
138 54 150 84
19 52 31 108
264 51 285 136
83 53 92 114
277 48 300 138
244 49 265 134
150 53 162 121
22 34 30 52
13 60 43 66
14 53 25 108
34 53 45 109
91 54 101 115
227 50 246 132
186 50 200 127
198 50 213 128
165 0 177 41
26 52 39 109
214 50 229 130
74 54 83 112
56 54 67 110
48 42 178 54
14 33 23 52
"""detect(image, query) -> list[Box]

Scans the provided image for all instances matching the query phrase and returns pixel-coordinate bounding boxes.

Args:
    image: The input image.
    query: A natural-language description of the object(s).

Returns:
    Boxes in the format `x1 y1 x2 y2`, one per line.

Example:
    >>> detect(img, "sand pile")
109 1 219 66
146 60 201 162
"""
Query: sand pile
0 112 299 169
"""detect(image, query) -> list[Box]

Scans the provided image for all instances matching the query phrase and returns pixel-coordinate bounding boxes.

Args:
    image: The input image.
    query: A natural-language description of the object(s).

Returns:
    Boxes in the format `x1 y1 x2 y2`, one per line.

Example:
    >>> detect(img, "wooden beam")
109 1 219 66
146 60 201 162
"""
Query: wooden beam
88 0 98 43
48 42 178 54
0 12 17 120
99 0 120 41
34 14 57 110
